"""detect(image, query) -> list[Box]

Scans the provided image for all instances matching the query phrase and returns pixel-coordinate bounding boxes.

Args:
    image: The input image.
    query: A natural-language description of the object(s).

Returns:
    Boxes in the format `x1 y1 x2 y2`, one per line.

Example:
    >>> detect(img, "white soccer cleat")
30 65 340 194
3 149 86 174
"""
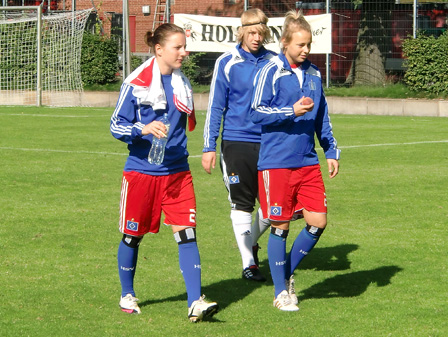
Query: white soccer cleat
273 290 299 312
119 294 141 314
287 275 298 305
188 295 219 322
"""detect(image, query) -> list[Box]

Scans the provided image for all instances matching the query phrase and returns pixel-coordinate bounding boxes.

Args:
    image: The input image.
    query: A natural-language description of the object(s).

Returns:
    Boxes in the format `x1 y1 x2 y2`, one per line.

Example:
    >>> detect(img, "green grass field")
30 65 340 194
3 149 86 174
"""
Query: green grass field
1 106 447 336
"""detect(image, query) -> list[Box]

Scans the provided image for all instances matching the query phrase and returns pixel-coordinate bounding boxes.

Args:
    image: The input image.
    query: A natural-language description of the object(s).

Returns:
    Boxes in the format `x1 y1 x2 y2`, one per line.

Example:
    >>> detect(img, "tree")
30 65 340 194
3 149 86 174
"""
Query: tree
345 0 394 86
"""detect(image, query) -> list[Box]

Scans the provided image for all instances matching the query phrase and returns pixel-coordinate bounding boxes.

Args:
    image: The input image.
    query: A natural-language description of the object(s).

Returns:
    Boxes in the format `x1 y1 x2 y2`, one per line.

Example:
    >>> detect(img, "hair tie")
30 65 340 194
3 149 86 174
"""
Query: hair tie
241 22 266 27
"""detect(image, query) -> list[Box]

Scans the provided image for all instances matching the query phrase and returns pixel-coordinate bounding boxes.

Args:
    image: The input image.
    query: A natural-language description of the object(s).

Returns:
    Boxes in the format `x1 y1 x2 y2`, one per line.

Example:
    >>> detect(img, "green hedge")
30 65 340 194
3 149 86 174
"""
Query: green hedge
81 32 119 85
402 31 448 95
181 52 205 86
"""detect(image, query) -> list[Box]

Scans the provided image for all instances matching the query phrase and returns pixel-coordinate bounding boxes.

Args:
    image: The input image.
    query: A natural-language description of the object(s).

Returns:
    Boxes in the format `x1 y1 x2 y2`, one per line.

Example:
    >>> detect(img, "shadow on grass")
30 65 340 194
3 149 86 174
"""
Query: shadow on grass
138 277 266 322
139 277 267 310
138 244 357 306
298 265 403 301
138 244 401 320
295 243 359 271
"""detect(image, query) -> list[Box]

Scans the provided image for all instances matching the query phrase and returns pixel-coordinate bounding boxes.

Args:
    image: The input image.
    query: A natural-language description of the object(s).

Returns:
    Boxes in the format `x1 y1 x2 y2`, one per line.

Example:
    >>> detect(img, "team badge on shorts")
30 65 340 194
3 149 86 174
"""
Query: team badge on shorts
126 220 139 231
270 205 282 216
229 175 240 184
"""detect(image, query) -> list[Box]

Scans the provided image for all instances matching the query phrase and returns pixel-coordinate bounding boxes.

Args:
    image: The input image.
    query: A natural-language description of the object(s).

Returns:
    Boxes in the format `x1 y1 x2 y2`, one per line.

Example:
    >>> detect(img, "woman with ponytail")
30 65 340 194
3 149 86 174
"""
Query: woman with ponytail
251 11 341 311
110 23 218 322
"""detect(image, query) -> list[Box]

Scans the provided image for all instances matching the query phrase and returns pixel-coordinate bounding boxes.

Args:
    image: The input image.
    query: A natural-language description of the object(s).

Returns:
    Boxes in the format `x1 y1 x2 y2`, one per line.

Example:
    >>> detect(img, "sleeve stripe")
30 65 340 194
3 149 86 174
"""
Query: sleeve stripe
203 52 230 149
252 61 276 110
110 84 134 136
252 62 293 116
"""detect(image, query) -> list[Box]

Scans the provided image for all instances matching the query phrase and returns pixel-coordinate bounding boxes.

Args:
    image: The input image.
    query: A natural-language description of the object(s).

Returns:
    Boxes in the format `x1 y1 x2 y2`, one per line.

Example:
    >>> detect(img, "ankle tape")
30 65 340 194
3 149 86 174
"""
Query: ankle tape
174 227 197 245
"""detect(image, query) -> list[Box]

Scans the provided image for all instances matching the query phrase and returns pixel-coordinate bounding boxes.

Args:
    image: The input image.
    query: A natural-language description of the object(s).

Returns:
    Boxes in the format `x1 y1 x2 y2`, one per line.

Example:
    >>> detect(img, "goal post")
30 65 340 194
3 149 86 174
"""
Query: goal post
0 6 92 107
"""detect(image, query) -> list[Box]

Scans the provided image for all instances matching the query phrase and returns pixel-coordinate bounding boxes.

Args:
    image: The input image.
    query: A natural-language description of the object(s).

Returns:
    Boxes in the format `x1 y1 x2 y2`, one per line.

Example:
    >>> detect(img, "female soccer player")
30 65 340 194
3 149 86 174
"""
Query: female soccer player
251 11 341 311
202 9 276 282
110 23 218 322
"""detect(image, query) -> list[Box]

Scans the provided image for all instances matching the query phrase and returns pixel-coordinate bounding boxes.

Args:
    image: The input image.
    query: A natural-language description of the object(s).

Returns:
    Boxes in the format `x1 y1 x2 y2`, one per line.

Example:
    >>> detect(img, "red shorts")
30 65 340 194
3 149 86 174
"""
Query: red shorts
119 170 197 235
258 164 327 222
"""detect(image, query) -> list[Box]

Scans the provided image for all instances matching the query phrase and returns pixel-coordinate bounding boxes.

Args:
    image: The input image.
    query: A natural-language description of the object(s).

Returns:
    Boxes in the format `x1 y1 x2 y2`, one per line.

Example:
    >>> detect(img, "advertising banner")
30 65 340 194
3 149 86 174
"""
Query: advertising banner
174 13 332 54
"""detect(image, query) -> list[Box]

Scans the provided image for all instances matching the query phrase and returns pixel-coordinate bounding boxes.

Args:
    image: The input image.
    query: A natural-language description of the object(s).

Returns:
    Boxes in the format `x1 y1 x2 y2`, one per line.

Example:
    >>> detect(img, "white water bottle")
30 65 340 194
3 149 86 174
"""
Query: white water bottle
148 113 170 165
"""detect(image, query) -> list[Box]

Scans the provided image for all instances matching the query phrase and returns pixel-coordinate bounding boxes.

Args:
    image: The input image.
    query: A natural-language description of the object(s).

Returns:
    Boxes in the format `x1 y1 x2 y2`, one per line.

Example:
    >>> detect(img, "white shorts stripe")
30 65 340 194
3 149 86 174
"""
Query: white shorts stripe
262 170 270 218
119 176 129 232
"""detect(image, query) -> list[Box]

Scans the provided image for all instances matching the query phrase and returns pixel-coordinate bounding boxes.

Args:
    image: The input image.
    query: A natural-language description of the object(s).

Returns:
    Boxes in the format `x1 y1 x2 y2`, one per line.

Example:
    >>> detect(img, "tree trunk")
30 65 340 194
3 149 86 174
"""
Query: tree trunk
345 0 393 86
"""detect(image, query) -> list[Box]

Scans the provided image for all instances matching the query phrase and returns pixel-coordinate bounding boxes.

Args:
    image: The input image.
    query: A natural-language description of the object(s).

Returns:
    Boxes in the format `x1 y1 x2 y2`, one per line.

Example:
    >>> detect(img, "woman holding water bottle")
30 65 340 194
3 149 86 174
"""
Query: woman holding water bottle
110 23 218 323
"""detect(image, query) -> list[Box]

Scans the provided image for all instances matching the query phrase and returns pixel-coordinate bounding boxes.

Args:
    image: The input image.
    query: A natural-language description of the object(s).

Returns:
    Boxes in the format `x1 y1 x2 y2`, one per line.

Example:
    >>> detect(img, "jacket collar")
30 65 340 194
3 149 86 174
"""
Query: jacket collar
278 52 311 72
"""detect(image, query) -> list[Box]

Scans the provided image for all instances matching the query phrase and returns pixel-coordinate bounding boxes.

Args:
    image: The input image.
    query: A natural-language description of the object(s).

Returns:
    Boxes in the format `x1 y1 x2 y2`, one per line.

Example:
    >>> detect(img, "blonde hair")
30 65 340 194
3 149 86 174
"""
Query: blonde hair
237 8 271 45
281 10 312 51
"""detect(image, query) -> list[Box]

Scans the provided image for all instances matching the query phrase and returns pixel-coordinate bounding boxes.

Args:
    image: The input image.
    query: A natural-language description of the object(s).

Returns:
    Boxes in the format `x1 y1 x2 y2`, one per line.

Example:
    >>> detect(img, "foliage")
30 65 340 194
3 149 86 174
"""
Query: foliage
402 31 448 95
83 81 122 92
81 32 119 85
181 52 205 86
0 21 38 90
131 54 144 71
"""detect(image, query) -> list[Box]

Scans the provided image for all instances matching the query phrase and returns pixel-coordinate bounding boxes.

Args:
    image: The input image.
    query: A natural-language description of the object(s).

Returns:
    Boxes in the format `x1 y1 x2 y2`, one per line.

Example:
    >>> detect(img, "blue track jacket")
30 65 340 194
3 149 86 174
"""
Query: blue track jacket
110 75 190 175
203 44 276 152
251 53 340 170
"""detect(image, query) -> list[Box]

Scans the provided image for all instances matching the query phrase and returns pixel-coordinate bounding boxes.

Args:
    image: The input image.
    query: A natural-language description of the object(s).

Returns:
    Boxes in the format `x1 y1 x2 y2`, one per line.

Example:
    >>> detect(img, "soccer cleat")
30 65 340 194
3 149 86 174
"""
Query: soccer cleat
273 290 299 312
188 295 219 323
242 265 266 282
119 294 141 314
252 243 261 266
287 275 298 305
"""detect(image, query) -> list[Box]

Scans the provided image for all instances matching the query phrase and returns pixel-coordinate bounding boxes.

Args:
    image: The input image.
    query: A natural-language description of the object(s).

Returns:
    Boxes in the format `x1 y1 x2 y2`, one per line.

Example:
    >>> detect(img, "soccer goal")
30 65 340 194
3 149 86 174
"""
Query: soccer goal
0 6 92 106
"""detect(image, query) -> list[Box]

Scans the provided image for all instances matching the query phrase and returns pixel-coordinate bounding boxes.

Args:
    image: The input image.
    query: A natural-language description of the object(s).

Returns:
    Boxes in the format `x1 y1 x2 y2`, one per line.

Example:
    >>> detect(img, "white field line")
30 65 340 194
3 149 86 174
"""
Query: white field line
0 147 128 156
0 140 447 158
2 113 110 118
338 139 448 149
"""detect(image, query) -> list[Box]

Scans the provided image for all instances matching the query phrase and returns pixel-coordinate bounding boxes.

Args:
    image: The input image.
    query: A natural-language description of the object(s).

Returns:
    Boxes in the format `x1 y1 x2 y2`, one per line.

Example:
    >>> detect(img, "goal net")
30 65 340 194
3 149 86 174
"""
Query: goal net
0 7 92 106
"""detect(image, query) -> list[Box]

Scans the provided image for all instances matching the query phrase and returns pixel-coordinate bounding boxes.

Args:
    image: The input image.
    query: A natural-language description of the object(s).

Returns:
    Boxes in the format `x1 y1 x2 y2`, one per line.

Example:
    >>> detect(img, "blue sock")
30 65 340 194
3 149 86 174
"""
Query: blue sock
268 232 288 297
285 226 321 278
117 239 139 297
178 242 202 307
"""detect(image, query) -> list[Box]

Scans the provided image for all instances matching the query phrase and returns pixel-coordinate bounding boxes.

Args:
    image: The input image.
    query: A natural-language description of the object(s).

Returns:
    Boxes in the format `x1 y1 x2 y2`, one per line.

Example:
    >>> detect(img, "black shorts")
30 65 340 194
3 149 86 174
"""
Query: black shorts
220 140 260 212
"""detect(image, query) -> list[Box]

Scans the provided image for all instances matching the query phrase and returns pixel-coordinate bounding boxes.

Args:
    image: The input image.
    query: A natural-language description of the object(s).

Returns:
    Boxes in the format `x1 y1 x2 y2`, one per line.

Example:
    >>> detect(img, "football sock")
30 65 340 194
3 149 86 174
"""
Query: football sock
175 228 201 307
117 236 140 297
267 227 289 297
230 210 255 269
251 207 271 245
285 225 324 277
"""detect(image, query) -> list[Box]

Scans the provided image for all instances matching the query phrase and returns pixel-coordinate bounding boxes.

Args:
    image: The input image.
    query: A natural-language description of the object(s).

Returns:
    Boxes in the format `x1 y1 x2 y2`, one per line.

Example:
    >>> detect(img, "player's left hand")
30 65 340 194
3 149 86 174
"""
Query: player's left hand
293 96 314 116
327 159 339 179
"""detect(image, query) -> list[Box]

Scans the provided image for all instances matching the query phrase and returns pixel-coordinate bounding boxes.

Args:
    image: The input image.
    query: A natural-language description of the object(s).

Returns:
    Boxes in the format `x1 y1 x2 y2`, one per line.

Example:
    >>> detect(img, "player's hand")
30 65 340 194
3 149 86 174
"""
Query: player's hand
327 159 339 179
293 96 314 117
142 121 167 138
202 151 216 174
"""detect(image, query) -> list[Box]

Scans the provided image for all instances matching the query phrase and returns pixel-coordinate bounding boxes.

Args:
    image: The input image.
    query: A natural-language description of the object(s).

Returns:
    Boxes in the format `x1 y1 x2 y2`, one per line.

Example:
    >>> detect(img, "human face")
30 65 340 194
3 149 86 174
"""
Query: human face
241 27 264 54
155 32 187 75
282 29 312 65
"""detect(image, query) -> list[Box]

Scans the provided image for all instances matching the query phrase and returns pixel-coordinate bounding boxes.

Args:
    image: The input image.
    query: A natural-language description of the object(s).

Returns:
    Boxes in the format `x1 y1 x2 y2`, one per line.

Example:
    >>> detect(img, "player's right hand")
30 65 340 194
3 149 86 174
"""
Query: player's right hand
142 120 167 138
202 151 216 174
